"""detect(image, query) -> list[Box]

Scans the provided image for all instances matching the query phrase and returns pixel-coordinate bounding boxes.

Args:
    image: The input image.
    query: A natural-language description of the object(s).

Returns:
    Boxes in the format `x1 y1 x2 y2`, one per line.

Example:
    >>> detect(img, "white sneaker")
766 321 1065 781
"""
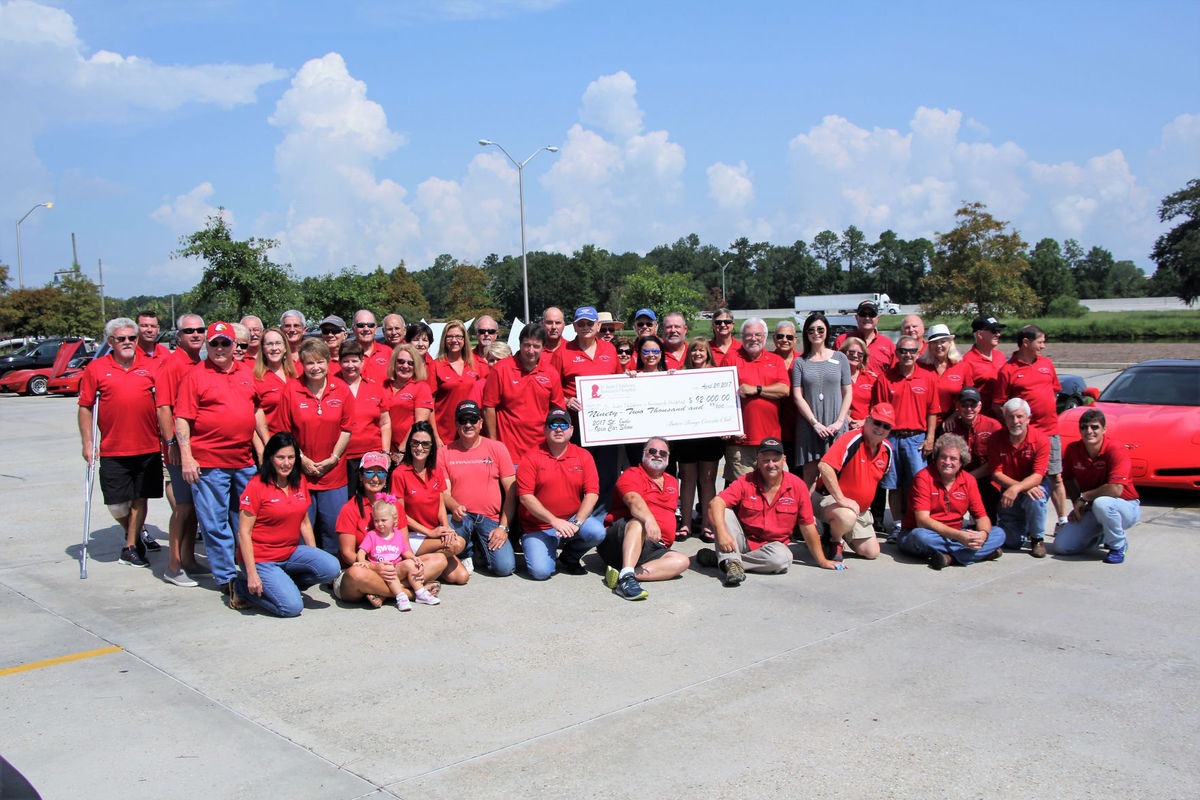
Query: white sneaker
414 588 441 605
164 567 198 587
396 595 412 611
461 556 474 575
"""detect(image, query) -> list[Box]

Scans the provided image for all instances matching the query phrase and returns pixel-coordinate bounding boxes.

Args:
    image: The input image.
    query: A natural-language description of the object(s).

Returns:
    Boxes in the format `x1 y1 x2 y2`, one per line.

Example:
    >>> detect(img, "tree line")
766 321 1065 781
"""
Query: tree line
2 178 1195 339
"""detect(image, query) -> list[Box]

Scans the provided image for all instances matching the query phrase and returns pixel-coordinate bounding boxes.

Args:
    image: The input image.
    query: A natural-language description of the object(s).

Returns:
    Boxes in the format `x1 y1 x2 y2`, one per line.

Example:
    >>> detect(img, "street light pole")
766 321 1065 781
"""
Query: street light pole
478 139 559 323
15 202 54 289
715 259 733 306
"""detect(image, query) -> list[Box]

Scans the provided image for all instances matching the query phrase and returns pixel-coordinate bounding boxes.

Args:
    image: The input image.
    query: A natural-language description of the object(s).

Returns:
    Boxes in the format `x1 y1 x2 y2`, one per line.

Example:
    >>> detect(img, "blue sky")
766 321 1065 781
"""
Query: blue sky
3 0 1198 299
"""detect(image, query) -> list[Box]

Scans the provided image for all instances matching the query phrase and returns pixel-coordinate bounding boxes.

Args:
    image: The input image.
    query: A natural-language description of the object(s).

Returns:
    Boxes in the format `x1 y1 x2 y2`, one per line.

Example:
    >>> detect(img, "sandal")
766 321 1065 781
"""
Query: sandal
365 593 383 608
699 527 716 544
227 580 249 610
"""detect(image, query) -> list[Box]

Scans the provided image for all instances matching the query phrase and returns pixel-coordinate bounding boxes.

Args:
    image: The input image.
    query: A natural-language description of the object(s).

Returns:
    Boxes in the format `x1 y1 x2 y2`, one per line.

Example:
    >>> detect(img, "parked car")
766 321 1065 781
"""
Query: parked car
1056 374 1089 413
0 339 94 395
1058 359 1200 492
0 337 94 379
46 350 98 396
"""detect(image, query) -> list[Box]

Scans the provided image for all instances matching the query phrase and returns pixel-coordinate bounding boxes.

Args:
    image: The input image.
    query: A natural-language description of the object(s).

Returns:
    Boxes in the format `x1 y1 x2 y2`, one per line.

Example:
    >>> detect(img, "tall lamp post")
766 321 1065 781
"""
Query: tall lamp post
715 258 732 306
16 202 54 289
478 139 558 323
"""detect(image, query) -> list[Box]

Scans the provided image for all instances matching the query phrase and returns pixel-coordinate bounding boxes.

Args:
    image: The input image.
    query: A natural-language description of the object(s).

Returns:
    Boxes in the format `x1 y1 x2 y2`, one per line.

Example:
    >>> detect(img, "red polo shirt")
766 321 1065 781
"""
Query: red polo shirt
516 442 598 530
872 365 941 431
432 357 488 443
921 361 974 421
254 370 291 435
720 347 790 445
942 413 1003 473
902 468 986 529
995 353 1061 435
360 343 393 385
279 378 354 491
238 477 310 564
78 352 160 456
962 346 1004 412
482 356 565 463
848 369 878 422
835 330 895 371
718 470 814 548
154 348 199 411
663 345 688 371
390 462 449 530
134 343 173 376
553 339 620 399
443 437 515 518
988 427 1050 484
345 379 389 458
385 379 434 447
1063 437 1138 501
607 464 681 547
175 359 258 468
818 429 893 509
710 337 742 362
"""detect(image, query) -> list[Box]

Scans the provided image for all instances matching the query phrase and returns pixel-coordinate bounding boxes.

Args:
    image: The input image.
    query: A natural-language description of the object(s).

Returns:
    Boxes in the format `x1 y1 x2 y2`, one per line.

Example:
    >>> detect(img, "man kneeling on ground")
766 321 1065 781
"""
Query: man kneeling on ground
598 437 691 600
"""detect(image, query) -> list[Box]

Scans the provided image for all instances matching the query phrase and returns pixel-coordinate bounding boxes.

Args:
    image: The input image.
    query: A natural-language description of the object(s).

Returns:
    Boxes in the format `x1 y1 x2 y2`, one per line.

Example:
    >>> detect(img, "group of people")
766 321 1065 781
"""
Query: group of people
76 299 1139 615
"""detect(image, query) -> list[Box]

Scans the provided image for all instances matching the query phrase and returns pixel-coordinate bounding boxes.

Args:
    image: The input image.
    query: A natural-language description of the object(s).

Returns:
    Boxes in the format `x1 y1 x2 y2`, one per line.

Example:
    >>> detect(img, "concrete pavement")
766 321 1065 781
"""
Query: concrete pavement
1 392 1197 799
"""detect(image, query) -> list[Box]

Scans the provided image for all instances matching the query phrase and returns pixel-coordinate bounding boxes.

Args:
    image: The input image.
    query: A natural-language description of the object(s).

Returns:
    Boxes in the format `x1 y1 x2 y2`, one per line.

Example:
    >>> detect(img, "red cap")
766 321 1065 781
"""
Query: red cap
868 402 896 426
206 322 234 343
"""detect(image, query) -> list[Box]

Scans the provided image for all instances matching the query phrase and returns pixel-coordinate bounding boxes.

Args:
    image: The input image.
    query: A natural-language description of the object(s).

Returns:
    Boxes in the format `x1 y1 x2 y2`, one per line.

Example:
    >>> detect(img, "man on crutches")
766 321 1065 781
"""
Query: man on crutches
78 318 164 569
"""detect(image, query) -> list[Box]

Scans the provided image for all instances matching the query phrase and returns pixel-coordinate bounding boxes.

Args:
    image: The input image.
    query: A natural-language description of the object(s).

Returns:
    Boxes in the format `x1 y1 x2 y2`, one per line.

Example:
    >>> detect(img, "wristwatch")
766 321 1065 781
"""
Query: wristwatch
755 385 762 396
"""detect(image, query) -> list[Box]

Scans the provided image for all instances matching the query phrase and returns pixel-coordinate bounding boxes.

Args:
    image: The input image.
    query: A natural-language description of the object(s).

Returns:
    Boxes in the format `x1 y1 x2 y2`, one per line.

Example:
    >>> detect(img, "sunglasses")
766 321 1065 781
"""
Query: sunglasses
871 420 893 431
234 342 249 350
209 339 233 348
547 422 570 431
575 319 595 327
616 348 633 356
713 319 733 326
645 447 669 457
110 335 136 343
600 326 616 334
774 334 795 341
361 468 387 479
396 359 414 367
635 320 655 327
476 328 498 335
807 327 826 334
409 440 433 450
320 329 341 336
845 351 864 359
457 416 480 425
1080 423 1103 431
897 347 919 355
641 348 661 355
354 322 376 329
179 327 205 335
857 310 878 318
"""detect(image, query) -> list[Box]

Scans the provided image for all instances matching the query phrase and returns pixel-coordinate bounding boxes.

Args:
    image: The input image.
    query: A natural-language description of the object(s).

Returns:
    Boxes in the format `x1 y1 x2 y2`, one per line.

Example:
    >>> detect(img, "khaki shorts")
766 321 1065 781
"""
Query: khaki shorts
817 493 875 541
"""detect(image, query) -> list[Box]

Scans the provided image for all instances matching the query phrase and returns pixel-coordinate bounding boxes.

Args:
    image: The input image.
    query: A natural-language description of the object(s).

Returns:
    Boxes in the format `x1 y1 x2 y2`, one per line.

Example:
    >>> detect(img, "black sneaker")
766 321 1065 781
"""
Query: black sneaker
695 547 718 568
140 528 162 552
118 545 150 568
555 555 587 576
613 572 648 601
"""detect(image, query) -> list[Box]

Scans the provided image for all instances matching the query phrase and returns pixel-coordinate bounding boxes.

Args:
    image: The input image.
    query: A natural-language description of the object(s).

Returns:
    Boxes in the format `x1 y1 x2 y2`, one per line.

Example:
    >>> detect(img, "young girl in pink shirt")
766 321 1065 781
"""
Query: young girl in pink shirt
356 496 440 611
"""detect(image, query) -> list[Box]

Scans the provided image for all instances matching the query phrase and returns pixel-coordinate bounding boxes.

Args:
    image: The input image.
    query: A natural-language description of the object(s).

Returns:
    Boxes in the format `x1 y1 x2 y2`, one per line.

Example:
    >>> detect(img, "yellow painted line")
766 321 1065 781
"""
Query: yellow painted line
0 646 123 677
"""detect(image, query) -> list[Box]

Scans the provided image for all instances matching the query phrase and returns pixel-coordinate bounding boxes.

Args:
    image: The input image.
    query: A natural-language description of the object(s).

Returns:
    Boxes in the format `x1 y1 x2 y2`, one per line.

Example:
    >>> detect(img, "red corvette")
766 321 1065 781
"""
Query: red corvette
1058 359 1200 491
0 340 91 396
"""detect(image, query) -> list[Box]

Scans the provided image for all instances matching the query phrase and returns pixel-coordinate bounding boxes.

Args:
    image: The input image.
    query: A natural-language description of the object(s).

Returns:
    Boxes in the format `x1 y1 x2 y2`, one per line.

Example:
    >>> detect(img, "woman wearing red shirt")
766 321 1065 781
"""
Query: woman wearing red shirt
229 432 340 616
918 325 974 428
280 339 353 556
839 336 878 430
384 343 433 460
432 320 486 444
389 421 470 585
337 340 391 494
252 328 297 457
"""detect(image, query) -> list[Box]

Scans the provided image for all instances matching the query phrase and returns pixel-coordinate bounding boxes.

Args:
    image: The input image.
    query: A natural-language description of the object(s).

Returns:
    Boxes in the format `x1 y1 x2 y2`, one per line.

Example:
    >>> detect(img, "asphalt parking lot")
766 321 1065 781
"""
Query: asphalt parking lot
1 375 1197 799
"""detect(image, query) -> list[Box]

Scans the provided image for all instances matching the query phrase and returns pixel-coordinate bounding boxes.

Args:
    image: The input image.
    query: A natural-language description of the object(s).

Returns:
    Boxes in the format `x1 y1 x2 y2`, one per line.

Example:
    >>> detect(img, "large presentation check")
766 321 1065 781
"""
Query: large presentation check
575 367 744 446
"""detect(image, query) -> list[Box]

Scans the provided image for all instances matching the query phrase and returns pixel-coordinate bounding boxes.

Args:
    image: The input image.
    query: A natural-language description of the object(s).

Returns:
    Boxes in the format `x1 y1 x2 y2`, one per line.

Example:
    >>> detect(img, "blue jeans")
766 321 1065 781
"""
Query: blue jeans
1055 497 1139 554
235 545 340 617
307 486 348 556
880 433 926 490
898 525 1007 565
192 466 255 583
453 512 515 576
521 511 606 580
995 479 1051 547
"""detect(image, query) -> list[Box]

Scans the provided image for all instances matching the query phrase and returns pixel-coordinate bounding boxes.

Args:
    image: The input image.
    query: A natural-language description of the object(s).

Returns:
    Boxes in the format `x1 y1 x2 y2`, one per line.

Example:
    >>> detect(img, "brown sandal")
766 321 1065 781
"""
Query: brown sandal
365 593 384 608
227 580 249 610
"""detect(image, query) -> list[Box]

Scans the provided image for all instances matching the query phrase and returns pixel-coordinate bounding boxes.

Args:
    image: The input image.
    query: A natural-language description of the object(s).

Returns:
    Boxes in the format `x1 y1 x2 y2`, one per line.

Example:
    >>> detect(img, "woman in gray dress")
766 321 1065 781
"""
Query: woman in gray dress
791 313 853 486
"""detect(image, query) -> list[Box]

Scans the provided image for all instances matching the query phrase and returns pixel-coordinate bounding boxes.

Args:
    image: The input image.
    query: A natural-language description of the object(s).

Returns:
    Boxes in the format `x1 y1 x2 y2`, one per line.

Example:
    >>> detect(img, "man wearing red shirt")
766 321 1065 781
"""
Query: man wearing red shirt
515 410 605 580
443 401 518 577
482 323 565 465
720 317 791 482
280 309 307 364
835 300 895 370
239 315 264 360
814 404 896 561
988 397 1051 557
351 309 391 385
155 313 207 585
962 316 1005 415
700 438 837 586
1054 409 1140 564
994 324 1069 529
661 312 689 370
871 335 941 536
134 310 171 370
598 438 691 600
541 306 567 358
941 387 1003 515
175 321 260 596
472 315 500 361
896 433 1005 569
78 318 164 571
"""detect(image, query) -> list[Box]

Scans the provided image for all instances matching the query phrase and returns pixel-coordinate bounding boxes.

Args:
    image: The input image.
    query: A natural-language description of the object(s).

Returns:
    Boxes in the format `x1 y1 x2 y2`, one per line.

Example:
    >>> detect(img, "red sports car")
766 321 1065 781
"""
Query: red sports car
0 339 92 396
1058 359 1200 492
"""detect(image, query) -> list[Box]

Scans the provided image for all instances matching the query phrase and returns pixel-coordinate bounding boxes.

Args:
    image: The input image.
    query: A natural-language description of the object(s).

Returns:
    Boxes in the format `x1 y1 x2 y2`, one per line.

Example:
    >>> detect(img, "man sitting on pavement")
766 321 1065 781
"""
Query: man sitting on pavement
1054 409 1139 564
988 397 1050 557
699 438 841 586
813 404 896 562
598 437 691 601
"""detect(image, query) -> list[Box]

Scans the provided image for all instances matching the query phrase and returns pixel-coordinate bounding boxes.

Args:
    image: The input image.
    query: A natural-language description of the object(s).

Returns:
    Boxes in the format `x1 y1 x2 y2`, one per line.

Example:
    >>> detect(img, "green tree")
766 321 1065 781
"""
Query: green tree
811 229 844 291
445 263 498 320
840 225 871 292
377 263 430 321
924 202 1038 318
1107 260 1148 298
173 211 297 321
1073 246 1115 299
298 267 377 322
619 264 703 323
54 270 103 337
0 287 63 336
413 254 458 318
1150 178 1200 305
1025 238 1076 313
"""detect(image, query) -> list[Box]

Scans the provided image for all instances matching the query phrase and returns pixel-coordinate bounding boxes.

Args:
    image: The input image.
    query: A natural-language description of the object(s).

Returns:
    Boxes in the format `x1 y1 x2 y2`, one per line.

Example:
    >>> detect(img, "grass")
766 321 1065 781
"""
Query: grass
876 310 1200 341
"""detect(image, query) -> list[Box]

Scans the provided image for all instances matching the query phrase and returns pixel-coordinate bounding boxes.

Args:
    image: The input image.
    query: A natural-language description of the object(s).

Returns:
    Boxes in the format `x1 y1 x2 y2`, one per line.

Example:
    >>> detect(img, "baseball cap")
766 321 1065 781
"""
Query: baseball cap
757 437 785 455
868 403 896 426
318 315 347 332
546 408 571 426
634 308 657 321
958 386 983 405
925 323 954 342
856 301 878 316
360 451 389 470
574 306 599 322
206 322 234 343
455 399 482 422
971 316 1005 333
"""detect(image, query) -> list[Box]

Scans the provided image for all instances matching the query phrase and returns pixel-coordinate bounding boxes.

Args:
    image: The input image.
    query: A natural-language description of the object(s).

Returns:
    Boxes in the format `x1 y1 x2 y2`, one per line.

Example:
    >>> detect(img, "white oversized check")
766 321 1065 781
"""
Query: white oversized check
575 367 744 446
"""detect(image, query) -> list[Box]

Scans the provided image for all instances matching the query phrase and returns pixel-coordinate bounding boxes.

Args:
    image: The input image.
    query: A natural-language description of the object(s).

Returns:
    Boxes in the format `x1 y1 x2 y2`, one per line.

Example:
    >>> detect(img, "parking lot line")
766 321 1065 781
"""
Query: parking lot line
0 646 123 678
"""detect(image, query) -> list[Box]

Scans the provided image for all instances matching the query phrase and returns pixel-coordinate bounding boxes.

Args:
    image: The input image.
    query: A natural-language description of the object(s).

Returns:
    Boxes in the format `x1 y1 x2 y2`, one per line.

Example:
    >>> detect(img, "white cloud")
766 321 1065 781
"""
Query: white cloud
707 161 755 213
150 182 229 234
580 71 644 140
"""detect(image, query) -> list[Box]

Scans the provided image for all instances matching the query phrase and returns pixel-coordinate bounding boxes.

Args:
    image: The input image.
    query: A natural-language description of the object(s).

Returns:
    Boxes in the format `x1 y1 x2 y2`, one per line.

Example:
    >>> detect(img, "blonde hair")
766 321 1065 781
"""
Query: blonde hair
371 498 399 525
388 343 427 383
254 328 298 381
437 319 475 369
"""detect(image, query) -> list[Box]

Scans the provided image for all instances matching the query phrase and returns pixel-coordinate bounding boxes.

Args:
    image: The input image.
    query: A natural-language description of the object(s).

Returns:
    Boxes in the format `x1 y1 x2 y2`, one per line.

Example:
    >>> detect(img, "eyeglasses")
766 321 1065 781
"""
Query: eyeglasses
713 319 733 327
641 348 661 355
361 468 387 479
179 327 205 335
409 440 433 450
616 348 633 356
445 334 465 340
547 422 570 431
209 339 233 348
897 347 919 355
600 326 616 334
354 322 376 329
645 447 669 457
774 334 795 341
110 335 136 343
871 420 893 431
476 328 498 335
1080 423 1103 431
635 320 655 328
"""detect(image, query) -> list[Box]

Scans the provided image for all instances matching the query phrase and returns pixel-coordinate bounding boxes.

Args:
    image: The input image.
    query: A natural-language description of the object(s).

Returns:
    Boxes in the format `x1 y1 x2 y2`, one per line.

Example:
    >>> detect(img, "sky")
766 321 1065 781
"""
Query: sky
3 0 1198 300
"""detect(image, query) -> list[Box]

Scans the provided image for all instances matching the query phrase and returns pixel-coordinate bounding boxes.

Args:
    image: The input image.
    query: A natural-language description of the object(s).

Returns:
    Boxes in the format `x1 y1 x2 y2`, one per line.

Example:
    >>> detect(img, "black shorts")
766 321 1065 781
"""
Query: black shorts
99 452 164 505
597 518 671 569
